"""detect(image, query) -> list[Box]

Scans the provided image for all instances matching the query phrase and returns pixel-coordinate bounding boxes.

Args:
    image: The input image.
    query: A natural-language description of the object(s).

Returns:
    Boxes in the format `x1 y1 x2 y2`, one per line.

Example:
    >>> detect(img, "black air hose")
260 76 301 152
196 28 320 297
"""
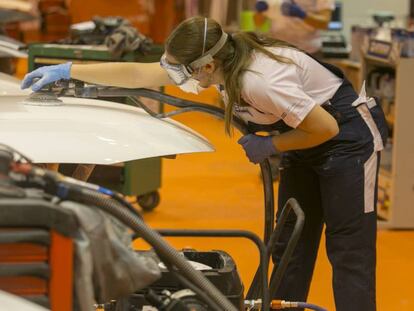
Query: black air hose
246 198 305 300
268 198 305 297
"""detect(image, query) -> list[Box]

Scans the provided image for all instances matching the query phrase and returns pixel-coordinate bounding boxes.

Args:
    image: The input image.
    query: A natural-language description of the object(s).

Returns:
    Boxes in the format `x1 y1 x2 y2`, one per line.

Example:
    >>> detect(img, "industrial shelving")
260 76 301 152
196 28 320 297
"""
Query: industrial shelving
361 55 414 228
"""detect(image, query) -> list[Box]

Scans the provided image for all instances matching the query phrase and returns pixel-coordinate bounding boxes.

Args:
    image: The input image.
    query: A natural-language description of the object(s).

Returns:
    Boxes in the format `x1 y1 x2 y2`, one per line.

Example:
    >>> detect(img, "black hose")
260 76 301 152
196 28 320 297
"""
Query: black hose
243 160 275 301
127 96 159 118
75 188 238 311
259 160 275 244
110 192 144 220
246 198 304 300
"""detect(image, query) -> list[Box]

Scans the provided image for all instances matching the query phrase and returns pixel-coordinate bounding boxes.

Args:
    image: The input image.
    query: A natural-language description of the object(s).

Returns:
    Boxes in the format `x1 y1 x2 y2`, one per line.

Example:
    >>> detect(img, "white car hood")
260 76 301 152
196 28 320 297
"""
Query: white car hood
0 84 214 164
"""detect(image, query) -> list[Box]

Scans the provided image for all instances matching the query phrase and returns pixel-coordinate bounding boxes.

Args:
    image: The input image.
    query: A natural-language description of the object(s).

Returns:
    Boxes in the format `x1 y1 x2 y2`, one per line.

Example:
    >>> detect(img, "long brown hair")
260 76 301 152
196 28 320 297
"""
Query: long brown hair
166 17 295 135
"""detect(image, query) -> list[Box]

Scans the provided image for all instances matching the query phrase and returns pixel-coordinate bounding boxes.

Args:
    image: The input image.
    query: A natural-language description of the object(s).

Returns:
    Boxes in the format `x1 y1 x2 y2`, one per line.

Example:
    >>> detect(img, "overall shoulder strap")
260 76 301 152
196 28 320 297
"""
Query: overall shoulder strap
305 53 345 79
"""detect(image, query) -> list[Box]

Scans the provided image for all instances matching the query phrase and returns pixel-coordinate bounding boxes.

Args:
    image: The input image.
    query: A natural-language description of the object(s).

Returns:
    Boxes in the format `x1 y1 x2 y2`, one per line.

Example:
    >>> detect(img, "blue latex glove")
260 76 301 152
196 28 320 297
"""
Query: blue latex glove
21 62 72 92
281 1 307 19
238 134 277 164
255 1 269 12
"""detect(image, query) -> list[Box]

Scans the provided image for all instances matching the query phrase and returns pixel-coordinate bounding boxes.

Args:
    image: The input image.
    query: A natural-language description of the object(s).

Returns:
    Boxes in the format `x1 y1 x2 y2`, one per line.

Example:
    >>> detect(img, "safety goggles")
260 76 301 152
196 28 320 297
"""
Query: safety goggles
160 18 228 86
160 54 193 85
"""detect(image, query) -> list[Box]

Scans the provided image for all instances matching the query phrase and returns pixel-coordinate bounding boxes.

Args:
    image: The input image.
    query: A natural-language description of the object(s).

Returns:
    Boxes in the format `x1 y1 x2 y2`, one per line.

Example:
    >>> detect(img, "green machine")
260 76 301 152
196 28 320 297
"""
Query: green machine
28 43 164 211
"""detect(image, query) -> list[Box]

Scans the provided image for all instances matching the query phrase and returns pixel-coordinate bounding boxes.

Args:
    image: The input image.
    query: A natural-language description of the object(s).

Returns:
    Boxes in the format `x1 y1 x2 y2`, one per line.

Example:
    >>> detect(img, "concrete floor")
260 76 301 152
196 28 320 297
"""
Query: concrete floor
133 87 414 310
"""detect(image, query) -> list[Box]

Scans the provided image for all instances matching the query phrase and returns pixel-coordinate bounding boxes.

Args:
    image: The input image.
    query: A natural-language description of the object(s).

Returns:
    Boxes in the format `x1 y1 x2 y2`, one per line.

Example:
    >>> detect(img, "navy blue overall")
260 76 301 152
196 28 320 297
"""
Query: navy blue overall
248 61 388 311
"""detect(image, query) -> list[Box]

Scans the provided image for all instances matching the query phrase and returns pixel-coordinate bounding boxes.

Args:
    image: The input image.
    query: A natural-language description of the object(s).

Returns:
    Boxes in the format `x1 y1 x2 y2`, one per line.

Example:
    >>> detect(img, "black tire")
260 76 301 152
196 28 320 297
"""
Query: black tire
137 191 160 211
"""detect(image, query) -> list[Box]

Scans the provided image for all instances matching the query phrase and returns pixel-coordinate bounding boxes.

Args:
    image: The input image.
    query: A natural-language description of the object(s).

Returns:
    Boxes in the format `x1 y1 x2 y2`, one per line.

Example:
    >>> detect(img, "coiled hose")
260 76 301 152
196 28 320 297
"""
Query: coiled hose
73 187 238 311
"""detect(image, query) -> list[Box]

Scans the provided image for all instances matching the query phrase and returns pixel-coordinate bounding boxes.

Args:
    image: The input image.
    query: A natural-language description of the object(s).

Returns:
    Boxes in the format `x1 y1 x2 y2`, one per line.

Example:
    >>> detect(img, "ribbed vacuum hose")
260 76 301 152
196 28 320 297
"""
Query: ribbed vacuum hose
78 188 238 311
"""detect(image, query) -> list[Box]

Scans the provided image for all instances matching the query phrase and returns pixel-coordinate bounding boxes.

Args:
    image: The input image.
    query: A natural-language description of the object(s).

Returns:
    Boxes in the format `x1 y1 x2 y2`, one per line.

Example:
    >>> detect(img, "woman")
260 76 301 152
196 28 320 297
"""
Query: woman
22 17 387 311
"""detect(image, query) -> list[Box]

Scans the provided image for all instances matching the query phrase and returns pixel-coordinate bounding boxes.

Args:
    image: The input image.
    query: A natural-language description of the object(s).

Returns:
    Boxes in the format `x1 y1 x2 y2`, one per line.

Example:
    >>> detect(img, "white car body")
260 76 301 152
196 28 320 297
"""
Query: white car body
0 74 214 164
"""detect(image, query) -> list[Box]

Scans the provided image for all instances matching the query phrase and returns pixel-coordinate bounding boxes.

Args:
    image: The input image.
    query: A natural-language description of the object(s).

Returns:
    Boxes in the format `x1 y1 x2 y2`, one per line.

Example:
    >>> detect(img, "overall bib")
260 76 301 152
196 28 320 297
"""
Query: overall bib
248 61 388 311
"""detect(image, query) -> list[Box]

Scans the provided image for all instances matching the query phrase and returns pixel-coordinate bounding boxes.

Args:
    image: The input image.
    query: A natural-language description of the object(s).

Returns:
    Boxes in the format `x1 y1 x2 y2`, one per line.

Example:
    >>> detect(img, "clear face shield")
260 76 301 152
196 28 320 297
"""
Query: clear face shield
160 18 228 91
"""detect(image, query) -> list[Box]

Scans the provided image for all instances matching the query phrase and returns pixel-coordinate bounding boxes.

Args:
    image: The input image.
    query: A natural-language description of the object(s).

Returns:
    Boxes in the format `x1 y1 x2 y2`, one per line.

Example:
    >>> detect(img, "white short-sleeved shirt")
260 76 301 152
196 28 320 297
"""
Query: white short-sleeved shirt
231 47 342 128
267 0 335 53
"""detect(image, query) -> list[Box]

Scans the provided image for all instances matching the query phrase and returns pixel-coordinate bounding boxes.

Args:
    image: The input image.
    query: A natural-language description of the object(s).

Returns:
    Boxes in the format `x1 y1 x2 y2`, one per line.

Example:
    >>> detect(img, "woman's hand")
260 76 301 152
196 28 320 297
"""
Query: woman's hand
281 1 307 19
238 134 278 164
21 63 72 92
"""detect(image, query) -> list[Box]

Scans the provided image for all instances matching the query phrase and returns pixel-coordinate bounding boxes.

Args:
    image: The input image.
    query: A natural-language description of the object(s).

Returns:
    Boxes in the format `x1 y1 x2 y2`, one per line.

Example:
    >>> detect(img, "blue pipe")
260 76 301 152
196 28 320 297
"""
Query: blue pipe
297 302 328 311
